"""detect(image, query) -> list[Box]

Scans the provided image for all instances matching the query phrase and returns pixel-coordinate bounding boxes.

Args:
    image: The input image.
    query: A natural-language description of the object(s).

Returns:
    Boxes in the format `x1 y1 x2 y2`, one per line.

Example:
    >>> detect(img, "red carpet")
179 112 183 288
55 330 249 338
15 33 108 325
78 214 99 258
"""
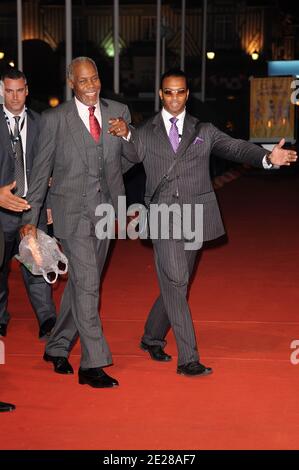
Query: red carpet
1 167 299 450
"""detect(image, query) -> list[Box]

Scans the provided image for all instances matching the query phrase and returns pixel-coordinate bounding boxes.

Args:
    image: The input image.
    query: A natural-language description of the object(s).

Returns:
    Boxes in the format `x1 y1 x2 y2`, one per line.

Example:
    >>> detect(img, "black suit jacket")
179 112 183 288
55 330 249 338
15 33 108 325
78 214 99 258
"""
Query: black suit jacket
0 105 47 232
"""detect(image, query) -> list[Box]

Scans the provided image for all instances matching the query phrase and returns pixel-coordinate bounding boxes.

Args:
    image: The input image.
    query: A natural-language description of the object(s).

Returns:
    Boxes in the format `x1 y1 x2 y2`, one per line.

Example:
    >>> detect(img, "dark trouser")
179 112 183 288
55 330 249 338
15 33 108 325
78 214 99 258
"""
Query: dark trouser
142 239 200 366
0 227 56 327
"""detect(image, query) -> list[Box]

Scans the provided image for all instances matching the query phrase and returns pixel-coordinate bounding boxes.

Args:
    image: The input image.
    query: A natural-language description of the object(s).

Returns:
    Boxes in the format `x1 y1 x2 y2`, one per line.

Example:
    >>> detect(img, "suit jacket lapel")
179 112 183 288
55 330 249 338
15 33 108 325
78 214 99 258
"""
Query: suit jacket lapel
0 106 14 160
175 113 199 159
25 109 37 163
100 99 110 161
152 113 174 155
65 99 88 165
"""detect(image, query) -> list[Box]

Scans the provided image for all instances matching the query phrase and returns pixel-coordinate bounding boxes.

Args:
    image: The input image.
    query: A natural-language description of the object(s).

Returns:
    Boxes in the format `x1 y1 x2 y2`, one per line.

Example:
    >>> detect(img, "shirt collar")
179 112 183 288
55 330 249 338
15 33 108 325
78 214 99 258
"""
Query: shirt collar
3 104 26 120
75 96 100 114
162 107 186 122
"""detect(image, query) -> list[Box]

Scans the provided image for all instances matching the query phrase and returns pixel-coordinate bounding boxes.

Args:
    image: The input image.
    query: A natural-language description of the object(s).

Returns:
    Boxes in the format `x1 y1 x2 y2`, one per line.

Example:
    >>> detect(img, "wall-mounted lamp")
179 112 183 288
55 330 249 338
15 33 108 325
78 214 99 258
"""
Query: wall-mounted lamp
251 50 259 61
9 61 15 67
49 97 60 108
207 51 215 60
0 52 5 60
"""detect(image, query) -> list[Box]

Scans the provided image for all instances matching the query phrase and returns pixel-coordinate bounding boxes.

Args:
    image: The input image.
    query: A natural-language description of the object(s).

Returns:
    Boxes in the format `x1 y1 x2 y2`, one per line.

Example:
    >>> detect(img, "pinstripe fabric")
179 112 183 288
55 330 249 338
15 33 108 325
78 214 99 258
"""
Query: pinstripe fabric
135 111 267 365
46 231 112 368
22 98 136 368
142 240 199 365
22 98 134 236
131 112 265 242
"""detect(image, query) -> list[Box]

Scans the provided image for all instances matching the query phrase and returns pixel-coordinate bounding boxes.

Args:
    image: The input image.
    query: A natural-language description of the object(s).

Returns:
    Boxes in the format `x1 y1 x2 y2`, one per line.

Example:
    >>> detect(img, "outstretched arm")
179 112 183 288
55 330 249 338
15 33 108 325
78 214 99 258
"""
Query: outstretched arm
210 124 297 168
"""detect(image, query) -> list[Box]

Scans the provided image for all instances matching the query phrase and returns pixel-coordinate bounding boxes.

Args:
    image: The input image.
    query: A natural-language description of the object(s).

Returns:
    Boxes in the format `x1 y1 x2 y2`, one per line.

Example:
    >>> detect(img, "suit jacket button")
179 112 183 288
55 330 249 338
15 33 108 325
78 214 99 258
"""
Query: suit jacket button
82 193 86 197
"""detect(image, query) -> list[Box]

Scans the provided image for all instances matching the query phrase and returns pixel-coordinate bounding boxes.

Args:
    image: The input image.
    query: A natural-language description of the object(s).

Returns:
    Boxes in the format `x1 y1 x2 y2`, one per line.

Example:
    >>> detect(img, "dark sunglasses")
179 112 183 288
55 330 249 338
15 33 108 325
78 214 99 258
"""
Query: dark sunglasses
163 89 187 96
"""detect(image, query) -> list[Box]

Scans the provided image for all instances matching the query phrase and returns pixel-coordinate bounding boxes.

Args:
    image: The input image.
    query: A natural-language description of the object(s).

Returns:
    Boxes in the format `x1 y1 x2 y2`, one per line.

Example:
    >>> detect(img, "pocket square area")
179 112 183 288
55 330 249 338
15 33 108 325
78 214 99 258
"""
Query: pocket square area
193 137 204 144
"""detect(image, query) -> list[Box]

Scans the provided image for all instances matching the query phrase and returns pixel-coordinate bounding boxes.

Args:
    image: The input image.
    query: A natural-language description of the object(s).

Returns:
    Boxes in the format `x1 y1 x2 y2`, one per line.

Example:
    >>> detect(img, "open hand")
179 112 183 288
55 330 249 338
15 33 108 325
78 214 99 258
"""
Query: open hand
269 138 297 166
0 181 31 212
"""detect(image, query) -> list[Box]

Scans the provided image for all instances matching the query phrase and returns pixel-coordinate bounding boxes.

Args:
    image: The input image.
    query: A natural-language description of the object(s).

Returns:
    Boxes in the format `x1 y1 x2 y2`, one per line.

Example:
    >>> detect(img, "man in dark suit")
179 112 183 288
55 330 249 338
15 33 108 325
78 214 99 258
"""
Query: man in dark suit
112 69 297 377
0 222 15 412
0 154 30 412
0 69 56 339
21 57 137 388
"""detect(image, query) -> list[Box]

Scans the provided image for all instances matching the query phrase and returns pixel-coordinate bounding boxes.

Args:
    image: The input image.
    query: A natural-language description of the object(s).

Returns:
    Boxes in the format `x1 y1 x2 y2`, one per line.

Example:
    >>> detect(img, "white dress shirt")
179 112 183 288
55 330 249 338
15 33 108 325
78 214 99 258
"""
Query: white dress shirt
3 104 28 196
75 97 102 132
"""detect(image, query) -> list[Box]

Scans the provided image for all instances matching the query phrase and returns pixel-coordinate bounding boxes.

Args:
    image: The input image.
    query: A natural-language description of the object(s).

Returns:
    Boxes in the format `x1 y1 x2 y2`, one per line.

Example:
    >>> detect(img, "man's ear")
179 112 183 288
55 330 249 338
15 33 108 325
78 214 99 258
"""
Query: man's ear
25 85 29 97
159 89 163 102
68 79 74 90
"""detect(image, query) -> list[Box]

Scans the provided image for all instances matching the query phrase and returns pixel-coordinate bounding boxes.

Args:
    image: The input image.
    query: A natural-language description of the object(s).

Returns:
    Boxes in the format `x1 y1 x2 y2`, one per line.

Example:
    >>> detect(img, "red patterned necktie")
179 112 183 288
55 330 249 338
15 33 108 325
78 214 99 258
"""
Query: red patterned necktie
88 106 101 142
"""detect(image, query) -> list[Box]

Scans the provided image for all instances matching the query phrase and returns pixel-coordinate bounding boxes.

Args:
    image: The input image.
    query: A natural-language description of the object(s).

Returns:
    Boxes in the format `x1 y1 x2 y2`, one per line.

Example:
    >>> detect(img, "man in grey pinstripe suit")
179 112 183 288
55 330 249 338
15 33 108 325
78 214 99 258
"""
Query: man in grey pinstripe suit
20 57 137 388
115 69 297 377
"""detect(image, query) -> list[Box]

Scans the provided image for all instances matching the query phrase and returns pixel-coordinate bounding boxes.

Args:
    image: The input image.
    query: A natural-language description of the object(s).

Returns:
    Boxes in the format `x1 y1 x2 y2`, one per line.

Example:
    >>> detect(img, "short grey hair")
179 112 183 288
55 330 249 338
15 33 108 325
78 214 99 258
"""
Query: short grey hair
67 57 98 81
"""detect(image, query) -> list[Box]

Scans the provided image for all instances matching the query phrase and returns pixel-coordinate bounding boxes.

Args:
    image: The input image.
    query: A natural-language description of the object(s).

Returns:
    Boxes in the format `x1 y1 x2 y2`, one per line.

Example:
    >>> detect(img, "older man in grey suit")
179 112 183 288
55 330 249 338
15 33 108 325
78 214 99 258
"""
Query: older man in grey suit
113 69 297 377
21 57 136 388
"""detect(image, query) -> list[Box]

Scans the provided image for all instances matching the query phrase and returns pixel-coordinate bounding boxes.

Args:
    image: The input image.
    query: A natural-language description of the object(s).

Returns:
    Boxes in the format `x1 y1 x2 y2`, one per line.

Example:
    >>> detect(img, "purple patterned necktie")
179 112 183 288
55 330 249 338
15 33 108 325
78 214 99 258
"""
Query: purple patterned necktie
169 116 180 153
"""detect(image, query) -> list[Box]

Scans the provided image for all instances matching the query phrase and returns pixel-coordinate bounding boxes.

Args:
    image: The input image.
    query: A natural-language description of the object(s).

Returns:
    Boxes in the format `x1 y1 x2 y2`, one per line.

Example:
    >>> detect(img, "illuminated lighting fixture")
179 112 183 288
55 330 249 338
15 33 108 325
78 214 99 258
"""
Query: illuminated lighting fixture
0 52 4 60
251 50 259 61
207 51 215 60
9 61 15 67
49 97 60 108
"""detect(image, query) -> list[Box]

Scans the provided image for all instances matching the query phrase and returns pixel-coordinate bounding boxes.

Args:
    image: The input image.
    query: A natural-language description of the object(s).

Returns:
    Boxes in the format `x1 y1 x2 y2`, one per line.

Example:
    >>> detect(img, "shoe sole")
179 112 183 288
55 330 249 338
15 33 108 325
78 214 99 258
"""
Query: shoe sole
177 369 213 377
140 344 172 362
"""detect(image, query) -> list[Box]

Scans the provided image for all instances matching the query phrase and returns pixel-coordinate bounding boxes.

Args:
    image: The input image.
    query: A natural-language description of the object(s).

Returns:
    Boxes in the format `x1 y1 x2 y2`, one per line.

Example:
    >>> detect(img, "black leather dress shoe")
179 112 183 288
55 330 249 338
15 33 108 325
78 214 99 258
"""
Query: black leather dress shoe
39 317 56 339
140 341 172 362
177 361 213 377
0 401 16 412
0 324 7 337
78 367 119 388
43 352 74 374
